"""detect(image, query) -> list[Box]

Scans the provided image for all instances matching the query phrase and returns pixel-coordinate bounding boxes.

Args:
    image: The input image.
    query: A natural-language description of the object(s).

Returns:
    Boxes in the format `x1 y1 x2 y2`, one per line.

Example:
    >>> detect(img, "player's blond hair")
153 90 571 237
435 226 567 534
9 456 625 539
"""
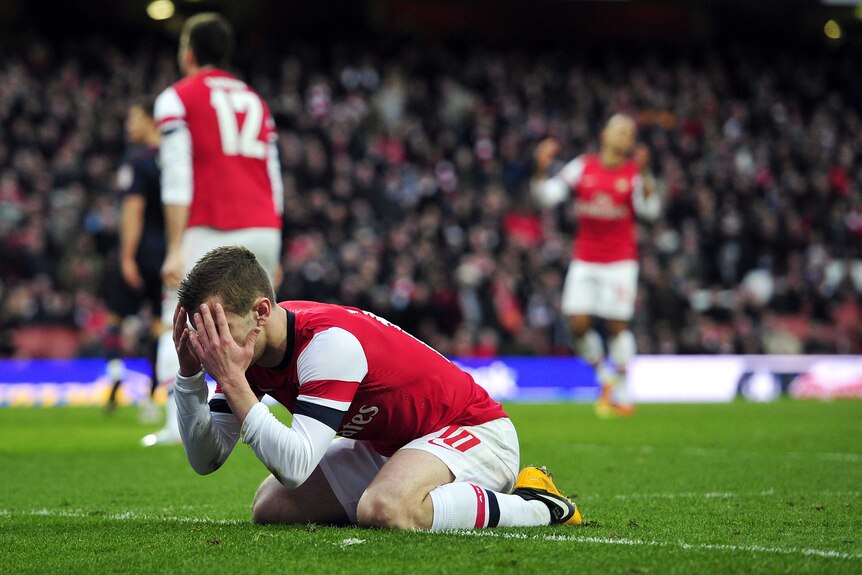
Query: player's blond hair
178 246 276 315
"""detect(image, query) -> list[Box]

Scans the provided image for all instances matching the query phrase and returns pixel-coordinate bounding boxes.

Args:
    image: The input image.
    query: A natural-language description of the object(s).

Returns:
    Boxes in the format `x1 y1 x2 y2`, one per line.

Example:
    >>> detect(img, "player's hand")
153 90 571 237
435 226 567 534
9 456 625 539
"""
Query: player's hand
534 138 561 173
634 144 651 172
172 304 202 377
121 257 143 290
187 303 260 387
161 249 184 289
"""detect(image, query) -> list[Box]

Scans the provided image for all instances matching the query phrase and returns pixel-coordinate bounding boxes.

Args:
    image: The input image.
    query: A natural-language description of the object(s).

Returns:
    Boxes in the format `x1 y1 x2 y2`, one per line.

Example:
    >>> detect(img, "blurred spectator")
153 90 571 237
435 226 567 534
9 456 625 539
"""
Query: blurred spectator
1 36 861 358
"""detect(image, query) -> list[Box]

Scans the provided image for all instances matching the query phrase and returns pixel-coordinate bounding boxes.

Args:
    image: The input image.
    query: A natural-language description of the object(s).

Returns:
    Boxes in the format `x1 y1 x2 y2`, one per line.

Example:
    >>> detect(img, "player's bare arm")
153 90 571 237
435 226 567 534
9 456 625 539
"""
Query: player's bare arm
534 137 560 179
187 302 261 423
119 194 145 289
531 138 574 208
633 143 655 199
161 204 189 288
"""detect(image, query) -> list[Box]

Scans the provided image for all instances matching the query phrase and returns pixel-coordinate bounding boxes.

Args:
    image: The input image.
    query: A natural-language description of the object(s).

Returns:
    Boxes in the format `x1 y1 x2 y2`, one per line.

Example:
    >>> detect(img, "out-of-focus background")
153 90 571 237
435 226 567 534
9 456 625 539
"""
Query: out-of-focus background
1 0 861 404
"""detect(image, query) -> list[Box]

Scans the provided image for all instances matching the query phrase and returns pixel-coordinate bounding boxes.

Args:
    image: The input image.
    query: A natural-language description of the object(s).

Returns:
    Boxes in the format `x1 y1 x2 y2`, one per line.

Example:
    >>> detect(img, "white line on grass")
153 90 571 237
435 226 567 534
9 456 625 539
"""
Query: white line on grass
593 489 861 501
441 530 862 561
7 508 861 561
4 508 246 525
563 443 862 464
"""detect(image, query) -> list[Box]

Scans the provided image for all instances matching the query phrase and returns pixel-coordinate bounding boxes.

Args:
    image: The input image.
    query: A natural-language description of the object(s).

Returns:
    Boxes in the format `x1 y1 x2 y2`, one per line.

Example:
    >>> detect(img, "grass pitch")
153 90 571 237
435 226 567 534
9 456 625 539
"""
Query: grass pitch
2 400 861 574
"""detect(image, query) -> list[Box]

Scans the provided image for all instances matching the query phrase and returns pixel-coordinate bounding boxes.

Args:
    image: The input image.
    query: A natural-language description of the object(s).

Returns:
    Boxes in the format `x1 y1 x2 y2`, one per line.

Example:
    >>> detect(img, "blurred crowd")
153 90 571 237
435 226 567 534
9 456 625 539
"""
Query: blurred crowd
1 36 860 358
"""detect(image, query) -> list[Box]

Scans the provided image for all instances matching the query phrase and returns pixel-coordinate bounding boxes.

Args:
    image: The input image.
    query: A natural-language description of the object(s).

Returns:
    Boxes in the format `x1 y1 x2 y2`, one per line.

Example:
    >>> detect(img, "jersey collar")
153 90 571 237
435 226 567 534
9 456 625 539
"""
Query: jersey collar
272 308 295 371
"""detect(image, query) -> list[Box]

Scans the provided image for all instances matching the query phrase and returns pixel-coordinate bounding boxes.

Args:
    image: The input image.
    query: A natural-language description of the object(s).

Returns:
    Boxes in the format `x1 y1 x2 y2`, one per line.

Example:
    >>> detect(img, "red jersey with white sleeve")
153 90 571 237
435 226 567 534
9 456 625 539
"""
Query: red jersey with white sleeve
556 153 643 263
154 68 283 230
240 301 506 457
173 301 506 488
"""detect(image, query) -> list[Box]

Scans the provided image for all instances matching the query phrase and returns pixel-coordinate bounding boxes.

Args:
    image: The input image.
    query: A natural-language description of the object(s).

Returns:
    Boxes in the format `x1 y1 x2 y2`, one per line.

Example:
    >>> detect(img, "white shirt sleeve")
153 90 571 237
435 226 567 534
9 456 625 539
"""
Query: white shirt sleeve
531 156 585 209
173 369 240 475
155 87 193 206
266 121 284 216
240 405 336 490
239 327 369 489
632 174 661 221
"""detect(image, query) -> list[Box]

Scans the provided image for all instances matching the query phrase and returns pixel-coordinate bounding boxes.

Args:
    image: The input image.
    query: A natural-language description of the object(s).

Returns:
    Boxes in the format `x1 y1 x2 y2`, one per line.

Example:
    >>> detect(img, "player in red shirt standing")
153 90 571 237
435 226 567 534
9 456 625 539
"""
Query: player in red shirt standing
144 13 284 446
170 246 582 530
532 115 660 417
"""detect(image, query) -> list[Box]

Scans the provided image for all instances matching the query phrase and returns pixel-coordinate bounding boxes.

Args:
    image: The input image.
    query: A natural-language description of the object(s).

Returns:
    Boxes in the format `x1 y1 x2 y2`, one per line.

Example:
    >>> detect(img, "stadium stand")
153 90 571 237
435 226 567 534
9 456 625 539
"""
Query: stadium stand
0 35 860 358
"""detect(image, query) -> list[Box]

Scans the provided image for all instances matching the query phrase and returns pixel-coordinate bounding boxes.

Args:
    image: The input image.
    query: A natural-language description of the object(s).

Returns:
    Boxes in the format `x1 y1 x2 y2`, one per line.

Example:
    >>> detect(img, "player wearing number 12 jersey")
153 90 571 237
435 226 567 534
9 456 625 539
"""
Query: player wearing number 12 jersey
171 246 582 530
144 13 284 446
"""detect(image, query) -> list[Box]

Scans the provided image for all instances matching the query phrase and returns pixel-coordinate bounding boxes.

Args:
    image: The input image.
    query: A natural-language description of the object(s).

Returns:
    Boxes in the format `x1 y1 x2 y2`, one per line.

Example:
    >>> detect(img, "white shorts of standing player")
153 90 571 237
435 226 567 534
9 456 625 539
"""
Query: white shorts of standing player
560 259 638 409
142 227 281 447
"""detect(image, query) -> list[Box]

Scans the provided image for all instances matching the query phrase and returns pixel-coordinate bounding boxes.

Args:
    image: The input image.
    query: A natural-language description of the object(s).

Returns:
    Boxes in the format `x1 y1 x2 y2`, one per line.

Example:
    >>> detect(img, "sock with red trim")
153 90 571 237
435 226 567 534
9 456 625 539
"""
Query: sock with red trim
428 482 551 530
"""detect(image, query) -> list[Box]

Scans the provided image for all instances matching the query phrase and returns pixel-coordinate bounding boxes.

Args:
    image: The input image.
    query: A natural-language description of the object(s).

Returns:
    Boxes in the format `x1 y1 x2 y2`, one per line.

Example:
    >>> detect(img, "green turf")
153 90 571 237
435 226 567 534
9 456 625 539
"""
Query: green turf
2 400 861 574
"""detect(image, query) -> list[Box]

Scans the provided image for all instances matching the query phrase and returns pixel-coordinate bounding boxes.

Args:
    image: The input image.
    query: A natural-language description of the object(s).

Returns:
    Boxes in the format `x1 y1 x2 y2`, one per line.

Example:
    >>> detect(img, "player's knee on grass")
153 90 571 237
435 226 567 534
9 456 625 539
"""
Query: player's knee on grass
251 476 282 524
356 488 426 530
251 474 305 525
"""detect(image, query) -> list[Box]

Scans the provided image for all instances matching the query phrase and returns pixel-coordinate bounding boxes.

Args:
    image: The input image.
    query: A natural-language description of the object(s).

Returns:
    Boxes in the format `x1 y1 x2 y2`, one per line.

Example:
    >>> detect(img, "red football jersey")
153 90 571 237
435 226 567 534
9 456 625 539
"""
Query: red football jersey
560 154 642 263
239 301 507 456
155 69 282 231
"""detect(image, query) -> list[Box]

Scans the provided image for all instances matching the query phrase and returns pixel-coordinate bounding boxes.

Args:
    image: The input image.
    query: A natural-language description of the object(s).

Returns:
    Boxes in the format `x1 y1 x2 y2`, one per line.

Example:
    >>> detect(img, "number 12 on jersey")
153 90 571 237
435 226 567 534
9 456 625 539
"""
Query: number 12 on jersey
210 87 266 159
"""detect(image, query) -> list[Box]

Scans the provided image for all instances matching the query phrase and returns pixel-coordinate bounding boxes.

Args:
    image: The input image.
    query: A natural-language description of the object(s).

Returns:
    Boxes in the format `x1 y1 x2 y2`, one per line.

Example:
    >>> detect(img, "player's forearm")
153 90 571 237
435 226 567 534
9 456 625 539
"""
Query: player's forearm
174 370 239 474
241 405 336 490
641 171 656 199
163 204 189 251
218 377 260 425
119 196 145 261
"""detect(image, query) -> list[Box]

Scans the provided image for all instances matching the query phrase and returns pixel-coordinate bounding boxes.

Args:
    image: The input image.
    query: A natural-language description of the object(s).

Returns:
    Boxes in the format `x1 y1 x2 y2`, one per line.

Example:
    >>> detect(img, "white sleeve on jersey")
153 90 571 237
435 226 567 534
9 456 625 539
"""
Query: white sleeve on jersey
241 405 336 489
266 121 284 216
155 87 193 206
296 328 368 394
239 327 368 489
531 156 585 208
173 369 240 475
632 173 661 221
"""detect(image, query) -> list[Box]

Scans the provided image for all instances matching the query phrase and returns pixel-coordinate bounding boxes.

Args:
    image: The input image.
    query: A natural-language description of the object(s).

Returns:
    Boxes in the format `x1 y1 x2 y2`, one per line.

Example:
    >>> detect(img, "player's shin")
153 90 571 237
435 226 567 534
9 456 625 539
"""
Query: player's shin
574 329 604 366
607 329 636 407
428 482 550 530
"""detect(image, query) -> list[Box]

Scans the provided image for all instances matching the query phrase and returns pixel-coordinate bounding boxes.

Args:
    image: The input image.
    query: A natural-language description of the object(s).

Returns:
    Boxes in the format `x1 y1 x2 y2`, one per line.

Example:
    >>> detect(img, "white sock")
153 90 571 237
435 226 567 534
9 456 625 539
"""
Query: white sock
574 329 604 365
428 482 551 530
608 330 636 403
608 330 635 372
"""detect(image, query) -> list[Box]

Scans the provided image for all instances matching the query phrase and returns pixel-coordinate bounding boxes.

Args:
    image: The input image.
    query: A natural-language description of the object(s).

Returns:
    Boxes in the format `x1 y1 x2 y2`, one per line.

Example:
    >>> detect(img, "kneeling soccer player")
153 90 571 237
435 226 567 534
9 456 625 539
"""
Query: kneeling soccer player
171 246 582 530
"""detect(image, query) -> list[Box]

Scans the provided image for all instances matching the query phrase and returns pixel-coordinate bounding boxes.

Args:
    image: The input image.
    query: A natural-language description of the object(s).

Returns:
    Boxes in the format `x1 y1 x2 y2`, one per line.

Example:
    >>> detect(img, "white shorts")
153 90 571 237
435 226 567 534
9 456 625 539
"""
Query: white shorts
160 226 282 326
318 418 520 522
561 259 639 321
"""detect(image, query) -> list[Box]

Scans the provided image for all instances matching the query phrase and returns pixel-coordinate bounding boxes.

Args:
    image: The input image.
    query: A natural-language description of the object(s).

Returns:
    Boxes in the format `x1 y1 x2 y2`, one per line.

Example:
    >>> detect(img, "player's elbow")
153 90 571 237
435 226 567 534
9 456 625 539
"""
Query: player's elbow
190 462 220 476
274 468 310 491
186 452 224 476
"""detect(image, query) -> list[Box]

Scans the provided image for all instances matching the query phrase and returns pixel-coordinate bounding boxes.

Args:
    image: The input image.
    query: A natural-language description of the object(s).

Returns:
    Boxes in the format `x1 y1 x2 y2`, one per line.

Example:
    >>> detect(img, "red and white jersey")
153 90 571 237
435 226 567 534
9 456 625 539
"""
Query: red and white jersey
559 154 642 263
234 301 506 457
155 68 283 231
